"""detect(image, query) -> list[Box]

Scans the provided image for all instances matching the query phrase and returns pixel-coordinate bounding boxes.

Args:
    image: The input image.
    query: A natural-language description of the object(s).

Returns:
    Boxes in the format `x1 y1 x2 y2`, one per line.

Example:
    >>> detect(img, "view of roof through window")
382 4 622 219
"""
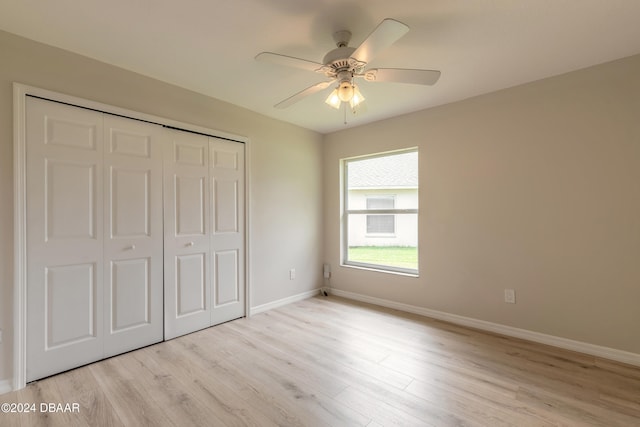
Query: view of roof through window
347 151 418 190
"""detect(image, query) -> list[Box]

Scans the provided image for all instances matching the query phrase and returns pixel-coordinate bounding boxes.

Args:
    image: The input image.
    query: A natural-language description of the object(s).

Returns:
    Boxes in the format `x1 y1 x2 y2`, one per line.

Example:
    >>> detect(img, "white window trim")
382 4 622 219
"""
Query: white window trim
341 148 418 276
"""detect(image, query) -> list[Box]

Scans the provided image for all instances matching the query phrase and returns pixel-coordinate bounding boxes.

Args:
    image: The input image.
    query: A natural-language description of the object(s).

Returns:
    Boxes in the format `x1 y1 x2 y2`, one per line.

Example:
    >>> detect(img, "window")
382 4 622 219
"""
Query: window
343 149 418 275
366 196 395 234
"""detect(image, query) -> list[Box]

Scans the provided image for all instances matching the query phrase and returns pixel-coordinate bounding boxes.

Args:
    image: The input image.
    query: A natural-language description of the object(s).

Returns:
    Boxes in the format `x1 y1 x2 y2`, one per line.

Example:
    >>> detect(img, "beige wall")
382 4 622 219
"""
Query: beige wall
0 30 324 383
324 54 640 355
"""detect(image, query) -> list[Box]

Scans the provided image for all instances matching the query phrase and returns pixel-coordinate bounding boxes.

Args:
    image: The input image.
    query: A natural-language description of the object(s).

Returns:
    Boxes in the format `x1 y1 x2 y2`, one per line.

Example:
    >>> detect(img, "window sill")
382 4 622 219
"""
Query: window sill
341 262 419 278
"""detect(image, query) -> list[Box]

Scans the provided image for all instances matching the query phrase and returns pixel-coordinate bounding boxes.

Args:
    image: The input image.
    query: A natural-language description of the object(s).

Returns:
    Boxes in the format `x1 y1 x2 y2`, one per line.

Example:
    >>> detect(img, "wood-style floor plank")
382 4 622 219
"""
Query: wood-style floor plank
1 295 639 426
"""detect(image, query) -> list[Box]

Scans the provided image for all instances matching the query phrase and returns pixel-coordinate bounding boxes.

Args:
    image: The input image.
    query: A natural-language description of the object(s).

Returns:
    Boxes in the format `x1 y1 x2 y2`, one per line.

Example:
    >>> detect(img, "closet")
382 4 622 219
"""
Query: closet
24 96 245 382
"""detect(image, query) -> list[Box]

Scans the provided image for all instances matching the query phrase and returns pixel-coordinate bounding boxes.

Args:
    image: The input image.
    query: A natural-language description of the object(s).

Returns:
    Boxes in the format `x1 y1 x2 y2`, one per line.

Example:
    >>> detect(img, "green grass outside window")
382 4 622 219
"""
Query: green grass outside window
348 246 417 270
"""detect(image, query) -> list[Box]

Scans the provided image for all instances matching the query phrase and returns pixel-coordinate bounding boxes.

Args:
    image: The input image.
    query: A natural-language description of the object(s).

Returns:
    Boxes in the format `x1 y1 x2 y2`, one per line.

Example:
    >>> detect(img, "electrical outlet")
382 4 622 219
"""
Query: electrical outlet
323 263 331 279
504 289 516 304
289 268 296 280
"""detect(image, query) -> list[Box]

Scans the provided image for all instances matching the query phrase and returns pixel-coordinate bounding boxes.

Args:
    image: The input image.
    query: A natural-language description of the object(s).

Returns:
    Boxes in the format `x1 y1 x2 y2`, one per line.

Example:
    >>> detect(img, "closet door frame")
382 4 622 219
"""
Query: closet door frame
12 83 251 391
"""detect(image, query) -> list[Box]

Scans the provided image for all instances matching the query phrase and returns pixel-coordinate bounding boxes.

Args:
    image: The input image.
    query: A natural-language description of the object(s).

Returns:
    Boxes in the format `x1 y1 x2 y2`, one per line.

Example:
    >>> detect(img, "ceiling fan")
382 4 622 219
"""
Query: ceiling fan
255 18 441 111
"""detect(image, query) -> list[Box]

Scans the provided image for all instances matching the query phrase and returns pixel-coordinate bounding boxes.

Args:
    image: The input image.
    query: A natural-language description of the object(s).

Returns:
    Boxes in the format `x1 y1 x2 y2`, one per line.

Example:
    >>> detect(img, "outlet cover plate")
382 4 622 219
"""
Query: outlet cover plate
504 289 516 304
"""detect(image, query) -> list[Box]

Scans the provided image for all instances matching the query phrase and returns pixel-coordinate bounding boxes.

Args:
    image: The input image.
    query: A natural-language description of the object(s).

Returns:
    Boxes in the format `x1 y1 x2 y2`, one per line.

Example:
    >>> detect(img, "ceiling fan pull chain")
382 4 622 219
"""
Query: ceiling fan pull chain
343 102 348 125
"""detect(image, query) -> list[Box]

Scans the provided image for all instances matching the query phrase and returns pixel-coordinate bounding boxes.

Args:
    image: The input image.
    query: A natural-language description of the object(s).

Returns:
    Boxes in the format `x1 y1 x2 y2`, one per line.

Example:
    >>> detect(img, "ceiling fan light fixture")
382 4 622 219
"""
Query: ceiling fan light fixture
325 89 342 109
350 85 365 108
337 81 354 102
326 82 365 110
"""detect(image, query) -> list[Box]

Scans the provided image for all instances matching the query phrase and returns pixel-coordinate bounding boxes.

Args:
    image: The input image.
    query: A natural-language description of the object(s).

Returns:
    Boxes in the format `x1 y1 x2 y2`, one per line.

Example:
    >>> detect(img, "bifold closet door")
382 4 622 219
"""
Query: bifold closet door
164 130 211 339
164 132 245 339
26 97 164 381
26 98 105 381
210 138 245 325
102 115 164 357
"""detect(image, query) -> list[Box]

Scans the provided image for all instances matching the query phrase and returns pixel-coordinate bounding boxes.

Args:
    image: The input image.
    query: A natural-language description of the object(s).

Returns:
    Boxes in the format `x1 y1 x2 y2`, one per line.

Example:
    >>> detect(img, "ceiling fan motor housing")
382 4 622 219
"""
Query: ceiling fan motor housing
323 47 356 70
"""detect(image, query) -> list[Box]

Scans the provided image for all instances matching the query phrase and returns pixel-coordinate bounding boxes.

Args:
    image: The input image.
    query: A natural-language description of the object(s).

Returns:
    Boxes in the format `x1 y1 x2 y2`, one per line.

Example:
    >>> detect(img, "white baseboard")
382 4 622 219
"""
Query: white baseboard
0 379 12 395
250 288 321 316
330 288 640 367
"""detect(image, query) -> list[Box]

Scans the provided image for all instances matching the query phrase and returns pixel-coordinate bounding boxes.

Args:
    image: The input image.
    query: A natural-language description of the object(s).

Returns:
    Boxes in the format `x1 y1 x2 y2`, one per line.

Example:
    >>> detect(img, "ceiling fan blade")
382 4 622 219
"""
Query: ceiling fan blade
255 52 323 72
274 81 335 109
350 18 409 64
364 68 441 86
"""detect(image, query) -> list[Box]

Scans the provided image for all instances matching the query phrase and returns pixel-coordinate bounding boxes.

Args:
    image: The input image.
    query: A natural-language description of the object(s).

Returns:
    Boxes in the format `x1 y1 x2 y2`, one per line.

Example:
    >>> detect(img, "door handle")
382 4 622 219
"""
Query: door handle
186 241 194 247
126 244 136 250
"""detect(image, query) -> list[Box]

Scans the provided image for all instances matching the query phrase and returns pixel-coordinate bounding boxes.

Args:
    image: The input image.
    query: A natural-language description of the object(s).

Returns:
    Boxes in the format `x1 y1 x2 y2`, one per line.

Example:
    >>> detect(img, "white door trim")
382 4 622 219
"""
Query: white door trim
12 82 252 391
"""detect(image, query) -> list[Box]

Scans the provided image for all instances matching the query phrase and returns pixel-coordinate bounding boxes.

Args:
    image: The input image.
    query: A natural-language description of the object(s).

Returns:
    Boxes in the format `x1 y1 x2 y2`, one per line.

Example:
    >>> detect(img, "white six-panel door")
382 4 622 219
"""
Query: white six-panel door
26 96 246 381
26 98 165 381
26 98 105 381
163 131 212 339
103 115 164 357
210 138 245 325
164 133 245 339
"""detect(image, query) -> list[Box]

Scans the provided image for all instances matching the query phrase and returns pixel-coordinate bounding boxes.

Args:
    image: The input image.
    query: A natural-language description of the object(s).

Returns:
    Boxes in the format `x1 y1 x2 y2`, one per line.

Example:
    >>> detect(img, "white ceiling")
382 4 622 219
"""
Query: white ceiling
2 0 640 134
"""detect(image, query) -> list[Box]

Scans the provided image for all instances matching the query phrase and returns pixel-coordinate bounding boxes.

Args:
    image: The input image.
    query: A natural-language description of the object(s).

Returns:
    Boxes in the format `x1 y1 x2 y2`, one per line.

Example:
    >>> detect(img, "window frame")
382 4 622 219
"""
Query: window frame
341 148 419 276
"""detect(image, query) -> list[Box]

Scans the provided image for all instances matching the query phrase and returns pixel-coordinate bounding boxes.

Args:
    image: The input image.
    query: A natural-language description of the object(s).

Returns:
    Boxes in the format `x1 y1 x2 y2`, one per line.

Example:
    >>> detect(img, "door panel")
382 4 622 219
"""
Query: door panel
176 253 207 316
110 168 150 237
45 263 97 348
210 138 245 325
175 143 206 166
214 179 239 233
214 250 239 305
26 97 104 382
109 128 151 158
45 116 97 150
46 160 98 240
175 176 206 235
103 115 164 357
110 258 150 331
164 130 211 339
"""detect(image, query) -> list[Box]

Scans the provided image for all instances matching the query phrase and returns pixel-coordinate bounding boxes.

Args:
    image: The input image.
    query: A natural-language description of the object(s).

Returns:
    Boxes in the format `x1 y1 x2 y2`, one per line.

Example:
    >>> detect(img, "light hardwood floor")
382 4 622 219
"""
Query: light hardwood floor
2 295 639 426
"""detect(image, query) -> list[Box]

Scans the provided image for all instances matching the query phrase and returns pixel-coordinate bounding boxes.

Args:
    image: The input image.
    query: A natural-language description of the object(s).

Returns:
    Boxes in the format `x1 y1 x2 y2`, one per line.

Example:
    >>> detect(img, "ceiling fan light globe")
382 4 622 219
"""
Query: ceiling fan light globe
325 89 342 109
338 82 354 102
350 85 365 108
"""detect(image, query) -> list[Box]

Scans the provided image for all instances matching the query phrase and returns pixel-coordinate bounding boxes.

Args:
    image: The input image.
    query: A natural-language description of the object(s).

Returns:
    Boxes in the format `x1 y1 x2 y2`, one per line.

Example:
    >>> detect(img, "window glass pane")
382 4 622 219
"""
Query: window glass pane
347 213 418 271
347 151 418 210
344 150 418 274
